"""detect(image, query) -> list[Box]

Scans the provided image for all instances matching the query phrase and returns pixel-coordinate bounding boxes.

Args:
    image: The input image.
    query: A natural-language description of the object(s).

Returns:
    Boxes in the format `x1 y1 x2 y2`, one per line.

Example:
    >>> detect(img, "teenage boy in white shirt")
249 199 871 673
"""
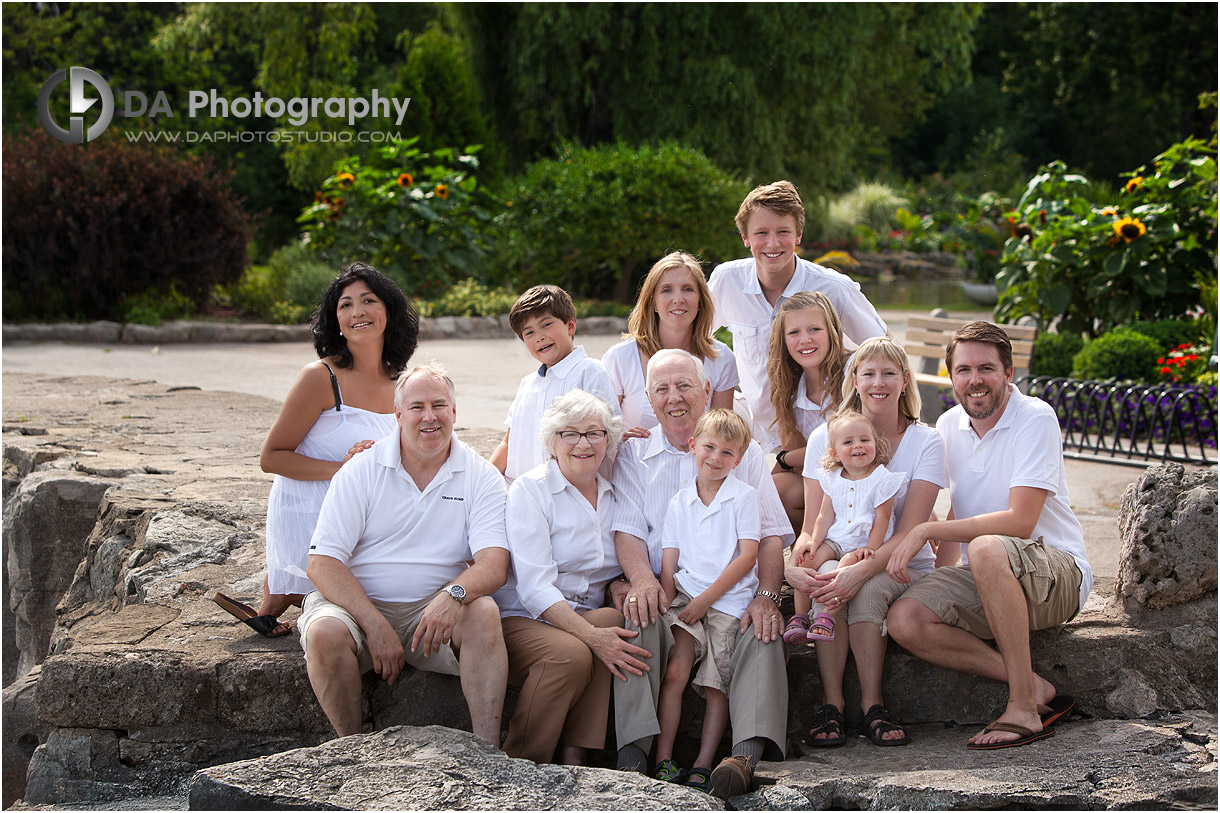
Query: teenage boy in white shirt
885 322 1092 750
708 180 888 450
490 284 620 481
300 364 511 745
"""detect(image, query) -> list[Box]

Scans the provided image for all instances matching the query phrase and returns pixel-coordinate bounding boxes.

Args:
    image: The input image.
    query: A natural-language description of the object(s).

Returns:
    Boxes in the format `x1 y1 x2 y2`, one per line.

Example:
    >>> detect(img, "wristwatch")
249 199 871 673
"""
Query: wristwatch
444 584 466 605
754 589 780 607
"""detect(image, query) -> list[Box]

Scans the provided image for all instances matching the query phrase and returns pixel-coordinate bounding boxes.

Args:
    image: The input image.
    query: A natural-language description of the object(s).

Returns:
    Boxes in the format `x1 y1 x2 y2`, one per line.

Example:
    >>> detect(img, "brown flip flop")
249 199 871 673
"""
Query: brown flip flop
213 592 292 637
967 720 1055 750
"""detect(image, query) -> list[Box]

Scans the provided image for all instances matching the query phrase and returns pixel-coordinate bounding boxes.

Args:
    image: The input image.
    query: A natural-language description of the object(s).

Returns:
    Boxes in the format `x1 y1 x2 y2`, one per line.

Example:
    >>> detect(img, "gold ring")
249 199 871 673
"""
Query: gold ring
834 596 841 604
628 597 639 603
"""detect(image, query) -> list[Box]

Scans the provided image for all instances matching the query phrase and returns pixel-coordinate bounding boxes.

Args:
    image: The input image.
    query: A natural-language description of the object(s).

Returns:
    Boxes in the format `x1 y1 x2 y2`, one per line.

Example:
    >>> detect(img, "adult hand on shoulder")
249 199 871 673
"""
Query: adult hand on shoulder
585 625 651 681
624 575 666 628
411 592 461 657
341 439 375 464
621 425 652 441
741 595 783 643
367 615 406 686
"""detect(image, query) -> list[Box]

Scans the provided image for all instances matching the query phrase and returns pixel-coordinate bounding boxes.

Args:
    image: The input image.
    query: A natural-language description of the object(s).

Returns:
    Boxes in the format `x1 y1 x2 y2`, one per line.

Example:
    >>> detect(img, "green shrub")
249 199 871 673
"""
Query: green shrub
414 279 517 318
117 286 195 326
228 244 336 323
1128 319 1204 352
492 141 749 303
1071 329 1162 382
2 131 249 322
1030 332 1085 378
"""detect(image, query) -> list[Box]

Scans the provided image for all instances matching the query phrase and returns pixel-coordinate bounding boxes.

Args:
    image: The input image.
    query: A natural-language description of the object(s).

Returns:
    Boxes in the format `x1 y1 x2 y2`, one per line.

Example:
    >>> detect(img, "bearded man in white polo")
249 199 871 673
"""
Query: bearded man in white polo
300 363 511 744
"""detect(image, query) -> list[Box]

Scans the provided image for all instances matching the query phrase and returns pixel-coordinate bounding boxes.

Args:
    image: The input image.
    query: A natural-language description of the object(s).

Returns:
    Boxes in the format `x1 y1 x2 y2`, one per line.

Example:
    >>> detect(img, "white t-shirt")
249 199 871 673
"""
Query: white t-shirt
309 431 508 603
504 345 620 481
601 337 740 431
495 459 619 620
662 476 761 618
612 430 794 575
937 385 1093 612
809 464 907 553
805 421 945 573
708 257 887 451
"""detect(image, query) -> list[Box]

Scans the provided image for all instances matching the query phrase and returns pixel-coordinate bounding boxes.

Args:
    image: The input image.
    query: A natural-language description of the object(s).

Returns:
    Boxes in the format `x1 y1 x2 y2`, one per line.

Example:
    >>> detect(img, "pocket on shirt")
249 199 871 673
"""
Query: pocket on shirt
729 323 764 365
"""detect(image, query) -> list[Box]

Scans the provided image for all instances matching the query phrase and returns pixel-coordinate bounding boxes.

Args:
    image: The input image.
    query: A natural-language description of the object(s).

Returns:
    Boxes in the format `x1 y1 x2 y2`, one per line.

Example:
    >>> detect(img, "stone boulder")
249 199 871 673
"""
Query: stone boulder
188 725 721 811
1115 463 1218 609
2 667 48 808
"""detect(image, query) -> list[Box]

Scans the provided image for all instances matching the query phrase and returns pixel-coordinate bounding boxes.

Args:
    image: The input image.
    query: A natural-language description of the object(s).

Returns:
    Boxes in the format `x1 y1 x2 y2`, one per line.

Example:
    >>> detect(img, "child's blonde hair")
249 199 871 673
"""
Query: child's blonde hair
767 291 847 443
820 410 891 472
692 408 752 456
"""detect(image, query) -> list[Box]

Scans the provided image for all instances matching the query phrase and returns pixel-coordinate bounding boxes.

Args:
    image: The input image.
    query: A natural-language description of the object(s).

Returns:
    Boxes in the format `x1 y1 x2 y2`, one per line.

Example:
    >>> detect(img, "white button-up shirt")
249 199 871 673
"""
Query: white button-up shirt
612 430 794 574
309 431 508 603
495 459 619 619
602 337 740 431
504 345 620 481
663 476 761 618
709 257 887 450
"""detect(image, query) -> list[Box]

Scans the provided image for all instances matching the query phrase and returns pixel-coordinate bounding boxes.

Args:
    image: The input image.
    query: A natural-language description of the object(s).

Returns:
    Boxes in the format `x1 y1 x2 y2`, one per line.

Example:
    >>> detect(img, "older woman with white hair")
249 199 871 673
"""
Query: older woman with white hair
496 389 652 766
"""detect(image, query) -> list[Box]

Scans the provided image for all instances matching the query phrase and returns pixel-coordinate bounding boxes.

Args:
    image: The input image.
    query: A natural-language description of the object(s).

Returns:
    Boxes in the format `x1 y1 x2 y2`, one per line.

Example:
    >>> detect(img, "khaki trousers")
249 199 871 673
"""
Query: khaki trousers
501 607 623 763
612 619 788 759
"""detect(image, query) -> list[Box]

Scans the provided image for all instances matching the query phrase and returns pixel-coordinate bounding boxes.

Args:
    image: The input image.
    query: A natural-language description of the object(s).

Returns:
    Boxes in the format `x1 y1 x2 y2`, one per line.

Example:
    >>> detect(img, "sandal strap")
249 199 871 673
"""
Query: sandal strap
811 704 844 734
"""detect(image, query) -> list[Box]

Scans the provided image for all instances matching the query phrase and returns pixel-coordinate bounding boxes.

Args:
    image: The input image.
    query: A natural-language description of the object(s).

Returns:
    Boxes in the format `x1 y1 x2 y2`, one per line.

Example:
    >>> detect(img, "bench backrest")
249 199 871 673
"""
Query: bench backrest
905 315 1038 379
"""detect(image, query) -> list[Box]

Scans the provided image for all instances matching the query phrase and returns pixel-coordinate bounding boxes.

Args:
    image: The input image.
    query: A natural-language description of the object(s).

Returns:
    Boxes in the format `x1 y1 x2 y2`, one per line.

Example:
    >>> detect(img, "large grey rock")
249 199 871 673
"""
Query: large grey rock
2 667 48 808
4 470 114 676
1116 463 1218 609
188 725 721 811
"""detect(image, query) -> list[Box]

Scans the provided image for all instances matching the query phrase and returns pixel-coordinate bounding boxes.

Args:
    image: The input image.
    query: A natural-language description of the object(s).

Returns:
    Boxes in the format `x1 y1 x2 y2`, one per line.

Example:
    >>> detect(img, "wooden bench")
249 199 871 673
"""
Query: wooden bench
904 313 1038 422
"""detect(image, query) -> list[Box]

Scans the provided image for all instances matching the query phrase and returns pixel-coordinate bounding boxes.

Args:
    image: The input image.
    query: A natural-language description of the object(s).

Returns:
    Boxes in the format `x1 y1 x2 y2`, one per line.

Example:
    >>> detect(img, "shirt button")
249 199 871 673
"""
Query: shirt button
848 503 853 508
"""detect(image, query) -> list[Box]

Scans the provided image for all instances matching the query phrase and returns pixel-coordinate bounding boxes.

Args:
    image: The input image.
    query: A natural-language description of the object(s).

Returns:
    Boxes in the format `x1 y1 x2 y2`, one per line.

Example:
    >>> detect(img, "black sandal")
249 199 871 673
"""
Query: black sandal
862 704 910 746
804 703 846 747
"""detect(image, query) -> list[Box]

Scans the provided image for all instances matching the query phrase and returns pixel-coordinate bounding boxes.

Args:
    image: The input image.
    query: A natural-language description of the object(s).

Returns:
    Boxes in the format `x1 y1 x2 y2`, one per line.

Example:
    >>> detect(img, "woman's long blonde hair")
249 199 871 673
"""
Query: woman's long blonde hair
839 337 922 425
627 251 719 359
767 291 847 445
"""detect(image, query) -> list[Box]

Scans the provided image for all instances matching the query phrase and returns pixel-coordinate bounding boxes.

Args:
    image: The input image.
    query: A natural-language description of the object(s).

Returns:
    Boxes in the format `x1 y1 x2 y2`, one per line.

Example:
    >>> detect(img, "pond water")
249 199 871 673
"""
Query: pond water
857 277 985 311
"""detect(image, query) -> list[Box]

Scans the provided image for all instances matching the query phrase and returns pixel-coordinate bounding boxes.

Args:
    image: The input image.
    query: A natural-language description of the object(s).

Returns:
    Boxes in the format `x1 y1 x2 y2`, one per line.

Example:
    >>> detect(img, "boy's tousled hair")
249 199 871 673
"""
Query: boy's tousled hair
767 291 847 445
735 180 806 236
509 284 577 337
945 321 1014 373
692 408 752 456
820 410 892 472
627 251 719 360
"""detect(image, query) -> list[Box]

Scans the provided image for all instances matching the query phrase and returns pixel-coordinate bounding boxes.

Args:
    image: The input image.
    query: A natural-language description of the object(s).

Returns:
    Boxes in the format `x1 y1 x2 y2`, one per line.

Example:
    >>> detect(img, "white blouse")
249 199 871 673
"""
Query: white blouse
810 464 907 554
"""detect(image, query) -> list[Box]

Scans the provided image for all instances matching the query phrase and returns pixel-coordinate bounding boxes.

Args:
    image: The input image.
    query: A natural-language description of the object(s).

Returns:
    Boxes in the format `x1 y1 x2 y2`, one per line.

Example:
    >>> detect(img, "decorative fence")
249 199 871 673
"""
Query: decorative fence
1017 376 1217 468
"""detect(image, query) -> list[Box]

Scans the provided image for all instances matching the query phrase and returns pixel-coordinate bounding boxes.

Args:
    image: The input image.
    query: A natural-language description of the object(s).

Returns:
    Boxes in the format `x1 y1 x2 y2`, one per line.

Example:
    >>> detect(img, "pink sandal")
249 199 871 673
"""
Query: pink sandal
806 612 836 642
783 614 811 644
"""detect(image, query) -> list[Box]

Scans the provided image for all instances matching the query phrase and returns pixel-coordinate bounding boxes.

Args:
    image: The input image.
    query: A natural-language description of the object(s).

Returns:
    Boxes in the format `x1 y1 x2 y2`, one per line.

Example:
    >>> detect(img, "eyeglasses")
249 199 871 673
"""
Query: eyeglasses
557 429 608 445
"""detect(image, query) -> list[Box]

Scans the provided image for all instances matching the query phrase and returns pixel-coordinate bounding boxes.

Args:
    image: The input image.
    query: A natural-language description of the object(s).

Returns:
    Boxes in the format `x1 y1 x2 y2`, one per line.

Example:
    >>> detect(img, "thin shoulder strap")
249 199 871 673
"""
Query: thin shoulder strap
320 362 342 411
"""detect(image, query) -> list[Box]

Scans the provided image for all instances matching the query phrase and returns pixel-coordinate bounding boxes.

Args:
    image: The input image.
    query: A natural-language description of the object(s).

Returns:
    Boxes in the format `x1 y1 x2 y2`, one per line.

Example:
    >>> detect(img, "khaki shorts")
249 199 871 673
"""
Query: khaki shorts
899 536 1082 639
662 591 740 695
845 569 926 632
298 590 461 676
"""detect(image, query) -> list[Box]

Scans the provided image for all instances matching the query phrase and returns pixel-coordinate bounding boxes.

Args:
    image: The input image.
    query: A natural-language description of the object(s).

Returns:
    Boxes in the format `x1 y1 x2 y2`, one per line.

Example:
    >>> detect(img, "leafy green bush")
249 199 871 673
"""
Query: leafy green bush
2 131 249 322
1071 329 1161 382
299 139 496 300
1128 319 1205 353
491 141 749 302
413 279 517 318
1031 332 1085 378
117 286 196 326
229 244 335 324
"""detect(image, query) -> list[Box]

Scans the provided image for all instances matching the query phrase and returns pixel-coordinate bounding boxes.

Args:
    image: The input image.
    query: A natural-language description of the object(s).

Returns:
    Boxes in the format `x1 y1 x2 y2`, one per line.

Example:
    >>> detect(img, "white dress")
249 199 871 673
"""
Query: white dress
264 375 397 595
810 464 907 554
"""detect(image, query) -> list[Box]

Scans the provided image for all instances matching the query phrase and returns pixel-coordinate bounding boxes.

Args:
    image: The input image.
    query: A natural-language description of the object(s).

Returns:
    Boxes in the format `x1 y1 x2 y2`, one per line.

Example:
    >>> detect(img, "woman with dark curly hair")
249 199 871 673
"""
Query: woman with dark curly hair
214 263 419 637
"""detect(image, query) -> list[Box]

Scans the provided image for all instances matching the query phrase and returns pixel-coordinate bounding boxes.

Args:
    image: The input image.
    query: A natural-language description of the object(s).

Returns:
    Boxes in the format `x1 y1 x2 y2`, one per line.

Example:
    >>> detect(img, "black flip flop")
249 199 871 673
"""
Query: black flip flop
1038 695 1075 728
213 592 292 637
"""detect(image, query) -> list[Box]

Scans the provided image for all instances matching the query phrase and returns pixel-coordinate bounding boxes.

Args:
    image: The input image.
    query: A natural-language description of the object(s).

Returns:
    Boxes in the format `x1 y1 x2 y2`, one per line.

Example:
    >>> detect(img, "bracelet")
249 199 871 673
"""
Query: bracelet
754 589 780 607
775 450 795 471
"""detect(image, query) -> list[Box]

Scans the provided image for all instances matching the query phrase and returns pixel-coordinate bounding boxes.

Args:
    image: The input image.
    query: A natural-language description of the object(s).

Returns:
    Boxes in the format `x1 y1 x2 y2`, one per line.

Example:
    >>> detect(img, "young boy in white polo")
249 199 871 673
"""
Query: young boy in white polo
708 180 888 450
653 408 761 793
490 284 619 481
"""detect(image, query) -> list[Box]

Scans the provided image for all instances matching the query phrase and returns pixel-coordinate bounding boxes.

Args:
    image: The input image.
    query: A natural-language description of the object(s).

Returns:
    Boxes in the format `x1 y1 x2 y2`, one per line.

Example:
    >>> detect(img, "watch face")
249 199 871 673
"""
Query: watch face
448 584 466 602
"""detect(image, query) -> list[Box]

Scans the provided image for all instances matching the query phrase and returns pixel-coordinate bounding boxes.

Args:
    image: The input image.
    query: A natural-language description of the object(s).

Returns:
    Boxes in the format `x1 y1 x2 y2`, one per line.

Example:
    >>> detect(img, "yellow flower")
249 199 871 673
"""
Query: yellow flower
1124 176 1143 194
1113 216 1146 242
337 172 355 188
1102 207 1118 216
505 200 513 207
435 184 450 200
397 173 414 188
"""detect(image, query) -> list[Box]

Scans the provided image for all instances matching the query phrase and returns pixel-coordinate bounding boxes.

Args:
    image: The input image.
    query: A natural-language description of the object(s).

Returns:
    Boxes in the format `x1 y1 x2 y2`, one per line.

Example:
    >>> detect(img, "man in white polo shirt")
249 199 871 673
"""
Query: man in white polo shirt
300 363 511 745
885 322 1092 751
609 349 794 800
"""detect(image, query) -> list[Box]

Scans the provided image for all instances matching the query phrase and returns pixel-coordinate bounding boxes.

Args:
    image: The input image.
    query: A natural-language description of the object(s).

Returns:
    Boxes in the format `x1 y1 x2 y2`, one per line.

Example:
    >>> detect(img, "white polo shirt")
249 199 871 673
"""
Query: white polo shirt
708 257 887 450
495 459 619 620
601 337 740 431
309 430 508 603
612 430 794 575
504 345 620 481
662 476 761 618
791 372 830 442
805 421 946 574
937 385 1093 612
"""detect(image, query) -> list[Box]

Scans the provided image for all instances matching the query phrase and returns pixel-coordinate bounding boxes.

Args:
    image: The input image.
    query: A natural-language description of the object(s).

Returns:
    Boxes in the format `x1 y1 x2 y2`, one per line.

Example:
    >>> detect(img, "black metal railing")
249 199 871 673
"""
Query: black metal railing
1016 376 1217 467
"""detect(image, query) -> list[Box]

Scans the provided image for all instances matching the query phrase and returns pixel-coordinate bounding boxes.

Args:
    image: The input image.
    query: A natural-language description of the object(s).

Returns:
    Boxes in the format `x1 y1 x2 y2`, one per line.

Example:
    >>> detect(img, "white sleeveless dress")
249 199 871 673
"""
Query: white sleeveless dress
264 376 397 595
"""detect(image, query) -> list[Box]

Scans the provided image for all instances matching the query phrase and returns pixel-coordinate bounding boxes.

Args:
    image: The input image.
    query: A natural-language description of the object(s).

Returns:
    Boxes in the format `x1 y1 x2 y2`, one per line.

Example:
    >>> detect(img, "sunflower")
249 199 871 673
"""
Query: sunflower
337 172 355 188
1113 216 1146 242
1102 207 1118 216
435 184 450 200
1124 176 1143 194
397 173 414 188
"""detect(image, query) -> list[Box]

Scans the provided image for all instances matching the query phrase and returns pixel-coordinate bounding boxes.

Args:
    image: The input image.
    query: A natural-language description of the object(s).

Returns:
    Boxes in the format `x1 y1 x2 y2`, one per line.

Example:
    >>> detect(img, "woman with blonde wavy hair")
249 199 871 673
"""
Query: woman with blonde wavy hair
766 291 849 531
602 251 739 438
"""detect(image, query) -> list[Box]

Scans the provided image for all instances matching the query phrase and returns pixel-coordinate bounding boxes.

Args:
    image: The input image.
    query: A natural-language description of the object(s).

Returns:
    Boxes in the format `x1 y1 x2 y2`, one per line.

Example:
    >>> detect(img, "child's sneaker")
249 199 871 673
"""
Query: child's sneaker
684 767 713 793
653 758 685 783
782 614 811 644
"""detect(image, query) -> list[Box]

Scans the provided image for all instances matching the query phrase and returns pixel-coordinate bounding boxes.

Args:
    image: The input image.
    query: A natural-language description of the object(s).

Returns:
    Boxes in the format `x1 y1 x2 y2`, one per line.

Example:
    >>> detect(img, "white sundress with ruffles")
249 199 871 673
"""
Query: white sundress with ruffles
264 367 397 595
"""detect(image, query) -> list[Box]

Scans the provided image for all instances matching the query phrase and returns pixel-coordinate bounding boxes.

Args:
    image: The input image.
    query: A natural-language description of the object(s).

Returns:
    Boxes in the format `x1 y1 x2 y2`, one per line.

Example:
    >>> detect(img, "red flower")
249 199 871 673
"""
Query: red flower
1161 367 1171 375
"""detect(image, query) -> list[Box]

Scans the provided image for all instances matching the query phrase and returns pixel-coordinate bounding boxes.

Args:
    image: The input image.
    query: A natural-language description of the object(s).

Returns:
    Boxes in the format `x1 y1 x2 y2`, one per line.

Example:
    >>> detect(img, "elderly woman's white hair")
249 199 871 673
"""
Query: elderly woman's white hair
540 389 624 458
645 348 710 392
